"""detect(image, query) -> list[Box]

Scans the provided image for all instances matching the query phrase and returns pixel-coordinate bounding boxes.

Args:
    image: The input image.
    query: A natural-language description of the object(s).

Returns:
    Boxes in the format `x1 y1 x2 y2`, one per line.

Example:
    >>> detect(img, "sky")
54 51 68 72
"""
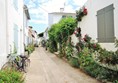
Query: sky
24 0 87 34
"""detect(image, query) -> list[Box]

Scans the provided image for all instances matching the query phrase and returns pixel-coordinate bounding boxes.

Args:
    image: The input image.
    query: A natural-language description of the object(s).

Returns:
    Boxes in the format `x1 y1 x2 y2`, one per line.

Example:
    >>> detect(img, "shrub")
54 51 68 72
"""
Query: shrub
83 34 91 43
97 49 118 65
113 80 118 83
78 47 118 82
115 39 118 48
48 39 58 53
69 57 79 68
0 69 24 83
48 17 77 53
65 43 73 59
26 44 35 55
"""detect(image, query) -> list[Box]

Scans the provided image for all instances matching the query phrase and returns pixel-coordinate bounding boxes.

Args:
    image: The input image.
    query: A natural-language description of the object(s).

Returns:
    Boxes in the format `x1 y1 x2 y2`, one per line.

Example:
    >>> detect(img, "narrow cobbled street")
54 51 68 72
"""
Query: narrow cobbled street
25 47 100 83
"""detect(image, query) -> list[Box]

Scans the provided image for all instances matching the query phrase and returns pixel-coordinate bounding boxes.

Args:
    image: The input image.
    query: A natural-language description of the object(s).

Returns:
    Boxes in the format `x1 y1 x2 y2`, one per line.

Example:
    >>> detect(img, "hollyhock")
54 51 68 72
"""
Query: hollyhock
83 8 87 15
93 44 97 48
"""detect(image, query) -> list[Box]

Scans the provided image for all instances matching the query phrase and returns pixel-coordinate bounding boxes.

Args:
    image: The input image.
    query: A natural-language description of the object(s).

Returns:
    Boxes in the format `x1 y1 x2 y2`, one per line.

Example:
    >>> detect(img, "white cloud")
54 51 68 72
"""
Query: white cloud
27 0 36 8
72 0 88 7
64 5 75 13
29 19 47 24
41 0 66 12
26 0 87 32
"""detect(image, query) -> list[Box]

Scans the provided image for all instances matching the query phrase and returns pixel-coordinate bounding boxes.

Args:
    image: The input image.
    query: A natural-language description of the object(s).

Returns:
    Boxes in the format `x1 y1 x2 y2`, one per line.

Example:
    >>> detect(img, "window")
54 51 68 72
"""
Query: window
97 4 114 43
62 15 66 18
69 16 72 18
13 0 18 11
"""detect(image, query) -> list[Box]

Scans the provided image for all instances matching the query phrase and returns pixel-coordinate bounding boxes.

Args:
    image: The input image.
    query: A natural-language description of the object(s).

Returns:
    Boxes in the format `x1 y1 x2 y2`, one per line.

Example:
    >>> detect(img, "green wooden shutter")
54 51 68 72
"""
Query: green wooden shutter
97 8 106 42
105 4 114 42
97 4 114 43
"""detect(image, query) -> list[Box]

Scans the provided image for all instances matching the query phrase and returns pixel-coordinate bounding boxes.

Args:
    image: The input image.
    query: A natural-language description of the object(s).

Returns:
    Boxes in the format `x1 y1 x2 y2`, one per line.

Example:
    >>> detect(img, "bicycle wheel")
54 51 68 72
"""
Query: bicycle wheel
1 61 17 71
11 61 18 71
23 59 30 73
1 62 10 70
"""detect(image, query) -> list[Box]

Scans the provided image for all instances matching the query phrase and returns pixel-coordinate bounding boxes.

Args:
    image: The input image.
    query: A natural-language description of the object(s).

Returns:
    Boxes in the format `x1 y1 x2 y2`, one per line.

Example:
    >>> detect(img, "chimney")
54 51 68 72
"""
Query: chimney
60 8 64 12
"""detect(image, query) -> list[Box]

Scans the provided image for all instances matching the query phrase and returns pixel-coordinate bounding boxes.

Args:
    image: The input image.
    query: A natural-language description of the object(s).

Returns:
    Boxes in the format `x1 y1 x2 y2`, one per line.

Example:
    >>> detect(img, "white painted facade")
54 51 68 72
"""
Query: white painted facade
73 0 118 51
44 12 76 40
23 5 30 47
7 0 24 55
43 28 49 40
0 0 26 68
32 30 38 45
0 0 8 68
48 12 76 28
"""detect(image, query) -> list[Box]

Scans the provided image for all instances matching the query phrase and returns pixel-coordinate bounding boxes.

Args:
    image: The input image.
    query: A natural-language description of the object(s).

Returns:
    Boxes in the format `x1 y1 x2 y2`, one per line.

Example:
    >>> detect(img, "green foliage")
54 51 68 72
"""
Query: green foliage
0 69 24 83
78 47 118 82
65 43 73 59
49 17 77 43
113 80 118 83
48 39 58 53
69 57 79 68
13 42 17 54
48 17 77 53
83 34 91 43
76 7 87 22
26 44 35 55
97 49 118 65
88 43 101 51
115 39 118 48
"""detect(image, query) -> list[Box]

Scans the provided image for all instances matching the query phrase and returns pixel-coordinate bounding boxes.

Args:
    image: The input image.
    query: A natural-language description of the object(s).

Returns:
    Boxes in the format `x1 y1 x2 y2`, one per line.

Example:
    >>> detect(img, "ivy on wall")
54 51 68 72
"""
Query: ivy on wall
48 17 77 53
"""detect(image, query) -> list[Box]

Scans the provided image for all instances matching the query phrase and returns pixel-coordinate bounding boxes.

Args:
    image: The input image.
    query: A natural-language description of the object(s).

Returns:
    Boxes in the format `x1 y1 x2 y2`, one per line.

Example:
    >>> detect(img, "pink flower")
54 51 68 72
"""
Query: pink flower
73 31 77 34
93 44 97 48
83 8 87 15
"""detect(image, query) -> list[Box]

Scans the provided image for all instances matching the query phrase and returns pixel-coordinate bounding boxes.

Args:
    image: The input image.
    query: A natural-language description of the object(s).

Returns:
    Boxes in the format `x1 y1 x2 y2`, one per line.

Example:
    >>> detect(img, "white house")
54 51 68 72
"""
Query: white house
32 30 38 45
44 8 76 40
48 11 76 28
0 0 8 68
43 28 49 40
23 5 30 47
72 0 118 51
7 0 24 55
0 0 29 69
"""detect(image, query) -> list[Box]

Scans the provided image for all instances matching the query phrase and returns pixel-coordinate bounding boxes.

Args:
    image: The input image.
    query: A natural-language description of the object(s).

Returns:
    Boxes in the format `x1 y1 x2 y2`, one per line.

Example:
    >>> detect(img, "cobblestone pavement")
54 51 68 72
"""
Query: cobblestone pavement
25 47 100 83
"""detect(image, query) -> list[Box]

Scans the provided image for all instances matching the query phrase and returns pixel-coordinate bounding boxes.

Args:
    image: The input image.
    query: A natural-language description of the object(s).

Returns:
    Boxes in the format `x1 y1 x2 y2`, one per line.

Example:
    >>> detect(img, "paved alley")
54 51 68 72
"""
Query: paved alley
25 47 100 83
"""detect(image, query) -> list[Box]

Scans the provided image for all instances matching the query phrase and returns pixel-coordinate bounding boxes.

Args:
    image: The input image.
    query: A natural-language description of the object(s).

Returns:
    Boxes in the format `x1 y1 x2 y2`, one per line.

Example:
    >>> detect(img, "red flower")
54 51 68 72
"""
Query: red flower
73 31 77 34
93 44 96 48
83 8 87 15
84 34 87 37
83 38 86 42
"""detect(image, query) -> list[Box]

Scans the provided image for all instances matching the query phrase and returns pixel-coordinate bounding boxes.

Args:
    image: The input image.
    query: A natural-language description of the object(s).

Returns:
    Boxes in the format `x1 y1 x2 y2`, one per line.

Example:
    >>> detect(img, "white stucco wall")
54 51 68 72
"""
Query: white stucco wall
0 0 25 68
47 12 76 40
48 13 76 28
44 28 49 40
0 0 8 68
23 11 28 46
18 0 24 54
7 0 24 55
75 0 118 51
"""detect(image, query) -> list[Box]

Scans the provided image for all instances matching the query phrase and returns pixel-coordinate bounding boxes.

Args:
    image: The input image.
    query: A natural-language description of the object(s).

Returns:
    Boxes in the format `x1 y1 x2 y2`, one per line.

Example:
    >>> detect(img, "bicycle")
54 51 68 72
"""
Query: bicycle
1 54 30 73
19 55 30 72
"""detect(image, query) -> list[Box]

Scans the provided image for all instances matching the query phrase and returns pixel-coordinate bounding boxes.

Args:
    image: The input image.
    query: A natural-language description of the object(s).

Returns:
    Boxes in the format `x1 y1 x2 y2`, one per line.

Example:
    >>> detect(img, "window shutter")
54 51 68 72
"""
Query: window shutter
97 8 106 42
97 4 114 43
105 4 114 42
